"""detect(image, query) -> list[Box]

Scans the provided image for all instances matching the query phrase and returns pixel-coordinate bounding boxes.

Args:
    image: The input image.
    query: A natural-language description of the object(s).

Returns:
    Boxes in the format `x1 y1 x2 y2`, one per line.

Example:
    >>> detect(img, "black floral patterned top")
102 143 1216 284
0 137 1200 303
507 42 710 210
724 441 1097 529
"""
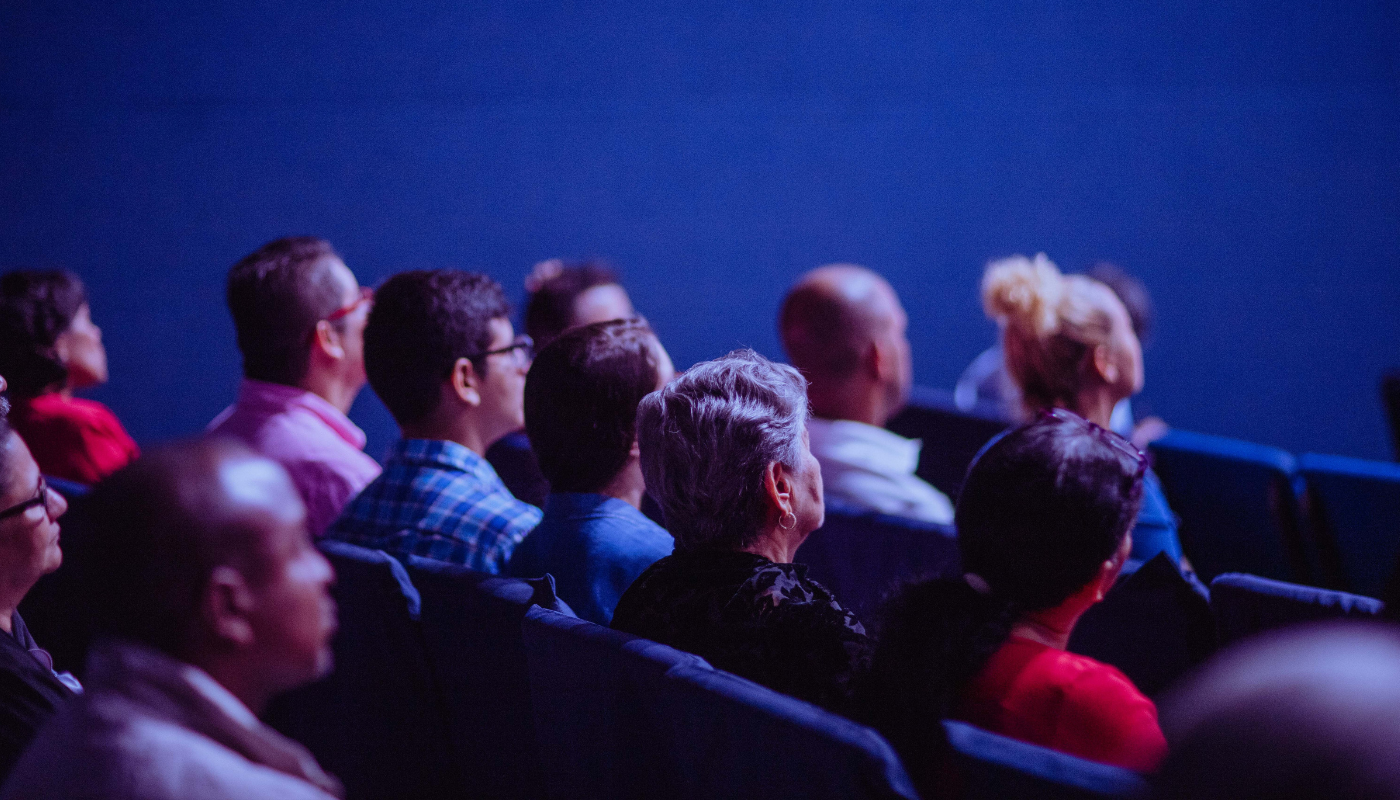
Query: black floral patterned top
610 549 871 713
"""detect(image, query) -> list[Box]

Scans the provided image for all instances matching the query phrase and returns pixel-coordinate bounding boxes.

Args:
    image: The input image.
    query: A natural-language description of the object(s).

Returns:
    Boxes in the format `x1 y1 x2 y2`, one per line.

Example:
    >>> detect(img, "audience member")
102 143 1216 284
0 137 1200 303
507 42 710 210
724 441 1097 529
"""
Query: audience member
327 270 540 573
956 260 1168 446
507 319 676 624
0 270 138 484
610 349 869 712
207 237 380 536
487 258 638 507
0 438 342 800
778 264 953 524
0 413 78 783
860 411 1164 797
1154 624 1400 800
979 253 1184 565
522 258 636 350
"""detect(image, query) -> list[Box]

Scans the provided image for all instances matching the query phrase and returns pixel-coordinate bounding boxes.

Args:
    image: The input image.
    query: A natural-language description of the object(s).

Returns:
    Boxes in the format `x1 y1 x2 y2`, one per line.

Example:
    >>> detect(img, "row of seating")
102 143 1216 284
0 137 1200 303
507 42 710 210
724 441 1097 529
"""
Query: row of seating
886 387 1400 595
276 540 1150 800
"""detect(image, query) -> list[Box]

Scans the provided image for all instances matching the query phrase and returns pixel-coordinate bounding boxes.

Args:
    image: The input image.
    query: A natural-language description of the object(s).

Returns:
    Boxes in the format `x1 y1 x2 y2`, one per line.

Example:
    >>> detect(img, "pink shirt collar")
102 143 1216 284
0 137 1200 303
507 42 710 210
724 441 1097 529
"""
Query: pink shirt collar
213 379 367 450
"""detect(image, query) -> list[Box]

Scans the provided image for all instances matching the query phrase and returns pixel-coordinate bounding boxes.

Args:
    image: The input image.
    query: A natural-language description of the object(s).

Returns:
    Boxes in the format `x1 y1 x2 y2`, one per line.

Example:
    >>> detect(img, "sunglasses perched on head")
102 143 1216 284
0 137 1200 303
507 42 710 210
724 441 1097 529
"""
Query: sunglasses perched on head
1039 407 1149 480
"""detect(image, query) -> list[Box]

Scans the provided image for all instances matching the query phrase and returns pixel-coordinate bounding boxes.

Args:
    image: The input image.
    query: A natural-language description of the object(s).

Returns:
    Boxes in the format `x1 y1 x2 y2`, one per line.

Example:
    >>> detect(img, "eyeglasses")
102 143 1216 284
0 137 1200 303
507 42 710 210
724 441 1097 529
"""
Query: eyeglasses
1039 407 1148 480
466 334 534 366
0 477 54 522
325 286 374 323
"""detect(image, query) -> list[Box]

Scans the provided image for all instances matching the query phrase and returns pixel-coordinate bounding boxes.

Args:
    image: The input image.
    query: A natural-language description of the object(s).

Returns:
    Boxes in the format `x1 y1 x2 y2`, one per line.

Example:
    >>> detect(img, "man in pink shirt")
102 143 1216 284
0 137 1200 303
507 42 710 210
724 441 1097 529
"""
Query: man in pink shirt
208 237 381 535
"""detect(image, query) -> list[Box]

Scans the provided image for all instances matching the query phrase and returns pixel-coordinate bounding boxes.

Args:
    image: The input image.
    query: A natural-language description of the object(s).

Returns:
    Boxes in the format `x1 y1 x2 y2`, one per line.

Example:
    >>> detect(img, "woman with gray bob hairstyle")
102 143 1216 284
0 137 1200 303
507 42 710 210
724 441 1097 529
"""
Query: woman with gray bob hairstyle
611 349 870 712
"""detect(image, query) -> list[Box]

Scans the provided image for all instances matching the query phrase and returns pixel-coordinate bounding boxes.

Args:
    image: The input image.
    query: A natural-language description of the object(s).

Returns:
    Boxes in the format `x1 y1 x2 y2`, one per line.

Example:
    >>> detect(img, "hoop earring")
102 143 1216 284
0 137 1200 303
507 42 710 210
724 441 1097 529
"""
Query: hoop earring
779 511 797 530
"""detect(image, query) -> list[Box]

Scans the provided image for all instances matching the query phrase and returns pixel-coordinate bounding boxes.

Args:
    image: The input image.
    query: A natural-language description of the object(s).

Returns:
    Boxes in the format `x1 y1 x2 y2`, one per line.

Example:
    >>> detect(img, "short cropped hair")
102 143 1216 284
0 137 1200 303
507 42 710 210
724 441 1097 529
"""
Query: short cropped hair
523 260 619 349
525 319 663 494
0 270 88 397
78 438 281 655
364 270 511 426
636 349 808 551
226 237 345 386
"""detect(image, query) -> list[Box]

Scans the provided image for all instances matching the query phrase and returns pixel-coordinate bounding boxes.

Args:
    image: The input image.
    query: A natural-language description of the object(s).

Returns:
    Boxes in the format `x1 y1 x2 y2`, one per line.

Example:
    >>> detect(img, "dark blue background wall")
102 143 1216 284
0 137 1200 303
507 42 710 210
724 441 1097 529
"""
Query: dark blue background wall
2 2 1397 462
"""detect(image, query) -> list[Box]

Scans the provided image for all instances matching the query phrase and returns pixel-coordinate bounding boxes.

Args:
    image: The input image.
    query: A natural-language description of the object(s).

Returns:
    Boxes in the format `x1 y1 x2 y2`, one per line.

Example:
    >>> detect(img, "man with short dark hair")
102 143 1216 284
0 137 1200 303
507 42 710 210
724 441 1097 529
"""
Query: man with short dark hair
780 264 953 523
506 319 675 624
1 439 342 800
208 237 380 536
326 270 539 573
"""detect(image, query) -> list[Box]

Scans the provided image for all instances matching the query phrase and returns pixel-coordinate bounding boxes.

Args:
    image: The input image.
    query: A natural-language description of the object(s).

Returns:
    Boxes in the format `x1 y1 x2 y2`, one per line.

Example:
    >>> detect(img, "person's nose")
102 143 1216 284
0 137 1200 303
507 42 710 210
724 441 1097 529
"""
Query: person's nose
48 487 68 521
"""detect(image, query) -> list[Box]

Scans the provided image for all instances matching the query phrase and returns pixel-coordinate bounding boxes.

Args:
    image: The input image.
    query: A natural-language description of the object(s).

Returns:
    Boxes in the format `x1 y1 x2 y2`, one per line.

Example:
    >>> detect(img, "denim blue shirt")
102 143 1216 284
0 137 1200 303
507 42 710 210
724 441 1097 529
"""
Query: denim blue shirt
327 439 541 573
1131 468 1184 565
506 493 673 625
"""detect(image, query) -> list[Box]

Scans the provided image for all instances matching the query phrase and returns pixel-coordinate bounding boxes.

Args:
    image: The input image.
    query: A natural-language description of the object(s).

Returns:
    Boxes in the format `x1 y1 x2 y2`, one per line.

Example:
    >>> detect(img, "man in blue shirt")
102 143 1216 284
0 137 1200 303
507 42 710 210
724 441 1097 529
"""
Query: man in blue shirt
327 270 541 572
507 318 675 623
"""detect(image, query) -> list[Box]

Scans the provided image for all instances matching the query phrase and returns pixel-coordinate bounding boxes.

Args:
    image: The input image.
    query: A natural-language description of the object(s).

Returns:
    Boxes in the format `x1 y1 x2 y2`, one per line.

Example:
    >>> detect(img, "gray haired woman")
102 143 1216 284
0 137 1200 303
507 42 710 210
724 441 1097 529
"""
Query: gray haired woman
610 349 869 712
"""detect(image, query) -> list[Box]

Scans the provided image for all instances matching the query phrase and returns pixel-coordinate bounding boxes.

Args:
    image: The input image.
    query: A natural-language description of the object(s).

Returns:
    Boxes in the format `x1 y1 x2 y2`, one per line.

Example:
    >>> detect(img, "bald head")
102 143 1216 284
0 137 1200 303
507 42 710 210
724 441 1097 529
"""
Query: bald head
780 264 902 377
80 437 308 655
779 264 912 424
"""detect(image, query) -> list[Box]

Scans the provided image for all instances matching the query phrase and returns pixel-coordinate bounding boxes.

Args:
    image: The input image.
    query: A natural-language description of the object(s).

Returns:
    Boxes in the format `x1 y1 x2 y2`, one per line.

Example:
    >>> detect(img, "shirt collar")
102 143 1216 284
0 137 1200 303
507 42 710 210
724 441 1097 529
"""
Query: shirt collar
389 438 501 483
236 378 367 449
543 492 642 519
806 416 922 475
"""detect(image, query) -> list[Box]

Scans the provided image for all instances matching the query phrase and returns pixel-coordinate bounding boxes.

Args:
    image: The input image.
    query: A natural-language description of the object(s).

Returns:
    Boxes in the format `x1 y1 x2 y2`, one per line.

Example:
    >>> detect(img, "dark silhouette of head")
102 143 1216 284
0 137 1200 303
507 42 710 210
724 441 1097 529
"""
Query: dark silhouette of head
1155 623 1400 800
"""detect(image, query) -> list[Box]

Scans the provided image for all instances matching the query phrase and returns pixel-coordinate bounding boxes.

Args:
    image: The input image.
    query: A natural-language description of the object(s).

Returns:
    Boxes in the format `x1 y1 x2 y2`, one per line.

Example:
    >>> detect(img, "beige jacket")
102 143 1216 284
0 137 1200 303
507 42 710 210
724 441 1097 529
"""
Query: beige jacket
0 640 342 800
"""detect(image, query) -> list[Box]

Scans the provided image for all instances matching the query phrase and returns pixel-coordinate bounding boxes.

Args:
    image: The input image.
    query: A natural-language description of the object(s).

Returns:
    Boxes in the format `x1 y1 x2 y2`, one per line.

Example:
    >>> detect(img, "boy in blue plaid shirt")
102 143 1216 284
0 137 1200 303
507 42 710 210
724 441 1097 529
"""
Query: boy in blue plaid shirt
326 270 541 573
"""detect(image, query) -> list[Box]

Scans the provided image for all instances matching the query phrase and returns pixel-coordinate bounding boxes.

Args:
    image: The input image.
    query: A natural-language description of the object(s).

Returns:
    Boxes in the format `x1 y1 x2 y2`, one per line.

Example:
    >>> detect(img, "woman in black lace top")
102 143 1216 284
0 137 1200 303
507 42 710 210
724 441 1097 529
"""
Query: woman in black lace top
610 349 869 712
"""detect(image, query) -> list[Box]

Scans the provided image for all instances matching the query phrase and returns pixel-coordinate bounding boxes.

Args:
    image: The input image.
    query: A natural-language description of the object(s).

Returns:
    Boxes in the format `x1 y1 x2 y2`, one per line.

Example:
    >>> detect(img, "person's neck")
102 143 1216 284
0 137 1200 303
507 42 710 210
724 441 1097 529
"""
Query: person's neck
597 459 647 510
1010 597 1093 651
0 575 36 635
742 527 804 564
188 654 275 717
297 370 360 416
400 415 499 458
1070 388 1122 431
807 380 888 428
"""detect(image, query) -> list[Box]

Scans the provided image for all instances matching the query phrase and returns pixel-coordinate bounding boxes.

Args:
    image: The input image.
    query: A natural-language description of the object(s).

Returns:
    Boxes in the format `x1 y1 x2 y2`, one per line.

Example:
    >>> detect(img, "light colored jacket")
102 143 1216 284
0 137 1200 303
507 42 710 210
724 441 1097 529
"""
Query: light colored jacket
0 640 342 800
806 417 954 524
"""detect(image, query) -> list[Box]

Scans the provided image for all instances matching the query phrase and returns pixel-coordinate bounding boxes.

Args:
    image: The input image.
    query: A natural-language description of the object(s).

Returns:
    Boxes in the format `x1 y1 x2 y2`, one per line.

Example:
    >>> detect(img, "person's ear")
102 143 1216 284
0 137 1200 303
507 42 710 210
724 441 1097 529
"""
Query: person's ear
312 320 346 361
763 460 794 521
1092 343 1119 385
450 357 482 407
627 437 641 460
51 330 73 367
203 565 257 647
1093 536 1133 601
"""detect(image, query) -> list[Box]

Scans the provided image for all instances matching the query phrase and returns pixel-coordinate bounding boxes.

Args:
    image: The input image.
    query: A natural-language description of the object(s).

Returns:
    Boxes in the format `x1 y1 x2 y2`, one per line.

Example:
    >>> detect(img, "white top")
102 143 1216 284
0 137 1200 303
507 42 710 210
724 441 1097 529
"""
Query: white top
806 417 955 524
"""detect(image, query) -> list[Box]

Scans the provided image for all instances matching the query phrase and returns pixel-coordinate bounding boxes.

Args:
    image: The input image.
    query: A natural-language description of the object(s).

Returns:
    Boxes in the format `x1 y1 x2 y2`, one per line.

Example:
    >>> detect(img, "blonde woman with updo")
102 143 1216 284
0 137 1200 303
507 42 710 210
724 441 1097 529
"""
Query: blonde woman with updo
981 253 1184 566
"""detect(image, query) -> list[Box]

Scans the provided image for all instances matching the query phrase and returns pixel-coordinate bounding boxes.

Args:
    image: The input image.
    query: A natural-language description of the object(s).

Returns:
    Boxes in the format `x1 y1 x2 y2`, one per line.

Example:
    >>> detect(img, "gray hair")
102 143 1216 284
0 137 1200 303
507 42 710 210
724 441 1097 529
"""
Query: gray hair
636 349 809 551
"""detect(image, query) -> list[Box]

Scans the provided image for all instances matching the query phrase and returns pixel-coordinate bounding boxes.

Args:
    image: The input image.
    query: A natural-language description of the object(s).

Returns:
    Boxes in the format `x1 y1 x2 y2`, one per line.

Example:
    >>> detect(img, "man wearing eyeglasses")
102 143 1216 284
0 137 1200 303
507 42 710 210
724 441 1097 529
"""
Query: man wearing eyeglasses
325 270 540 574
208 237 382 537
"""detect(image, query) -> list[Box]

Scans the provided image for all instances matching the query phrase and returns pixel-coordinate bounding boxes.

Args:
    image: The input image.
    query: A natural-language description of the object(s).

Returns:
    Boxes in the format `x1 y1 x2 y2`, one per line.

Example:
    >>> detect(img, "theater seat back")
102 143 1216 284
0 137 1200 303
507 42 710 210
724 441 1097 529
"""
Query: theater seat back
522 606 707 798
796 500 960 618
1210 572 1383 647
885 386 1009 501
1148 429 1307 583
1298 453 1400 598
521 607 918 800
942 720 1148 799
264 541 454 800
406 558 571 800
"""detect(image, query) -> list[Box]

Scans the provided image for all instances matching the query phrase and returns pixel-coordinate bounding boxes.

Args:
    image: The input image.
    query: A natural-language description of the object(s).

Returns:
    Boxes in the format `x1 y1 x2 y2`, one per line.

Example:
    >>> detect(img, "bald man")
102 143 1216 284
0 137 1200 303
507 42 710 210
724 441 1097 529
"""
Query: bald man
779 264 953 524
2 439 343 800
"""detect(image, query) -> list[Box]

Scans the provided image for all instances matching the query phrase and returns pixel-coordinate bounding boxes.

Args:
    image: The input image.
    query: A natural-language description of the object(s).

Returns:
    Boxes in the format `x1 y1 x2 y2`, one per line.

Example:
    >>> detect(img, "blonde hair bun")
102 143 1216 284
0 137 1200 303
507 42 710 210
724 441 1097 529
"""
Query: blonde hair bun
982 252 1065 338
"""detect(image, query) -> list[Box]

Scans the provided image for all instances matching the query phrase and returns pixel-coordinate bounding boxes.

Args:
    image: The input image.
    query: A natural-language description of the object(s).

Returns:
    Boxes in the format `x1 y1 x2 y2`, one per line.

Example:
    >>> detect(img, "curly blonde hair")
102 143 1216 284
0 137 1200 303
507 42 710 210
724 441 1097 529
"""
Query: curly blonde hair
981 253 1123 414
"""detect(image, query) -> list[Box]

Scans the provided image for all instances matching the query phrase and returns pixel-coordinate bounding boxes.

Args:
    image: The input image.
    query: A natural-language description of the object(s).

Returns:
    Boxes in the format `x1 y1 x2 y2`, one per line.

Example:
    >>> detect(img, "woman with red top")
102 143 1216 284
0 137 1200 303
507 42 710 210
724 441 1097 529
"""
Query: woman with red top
860 410 1165 797
0 270 138 485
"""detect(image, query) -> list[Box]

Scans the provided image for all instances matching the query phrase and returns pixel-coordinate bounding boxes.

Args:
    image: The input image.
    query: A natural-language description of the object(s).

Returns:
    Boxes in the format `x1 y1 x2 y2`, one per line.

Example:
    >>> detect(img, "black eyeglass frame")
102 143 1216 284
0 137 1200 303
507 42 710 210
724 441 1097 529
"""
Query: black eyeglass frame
0 477 51 522
464 334 535 364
